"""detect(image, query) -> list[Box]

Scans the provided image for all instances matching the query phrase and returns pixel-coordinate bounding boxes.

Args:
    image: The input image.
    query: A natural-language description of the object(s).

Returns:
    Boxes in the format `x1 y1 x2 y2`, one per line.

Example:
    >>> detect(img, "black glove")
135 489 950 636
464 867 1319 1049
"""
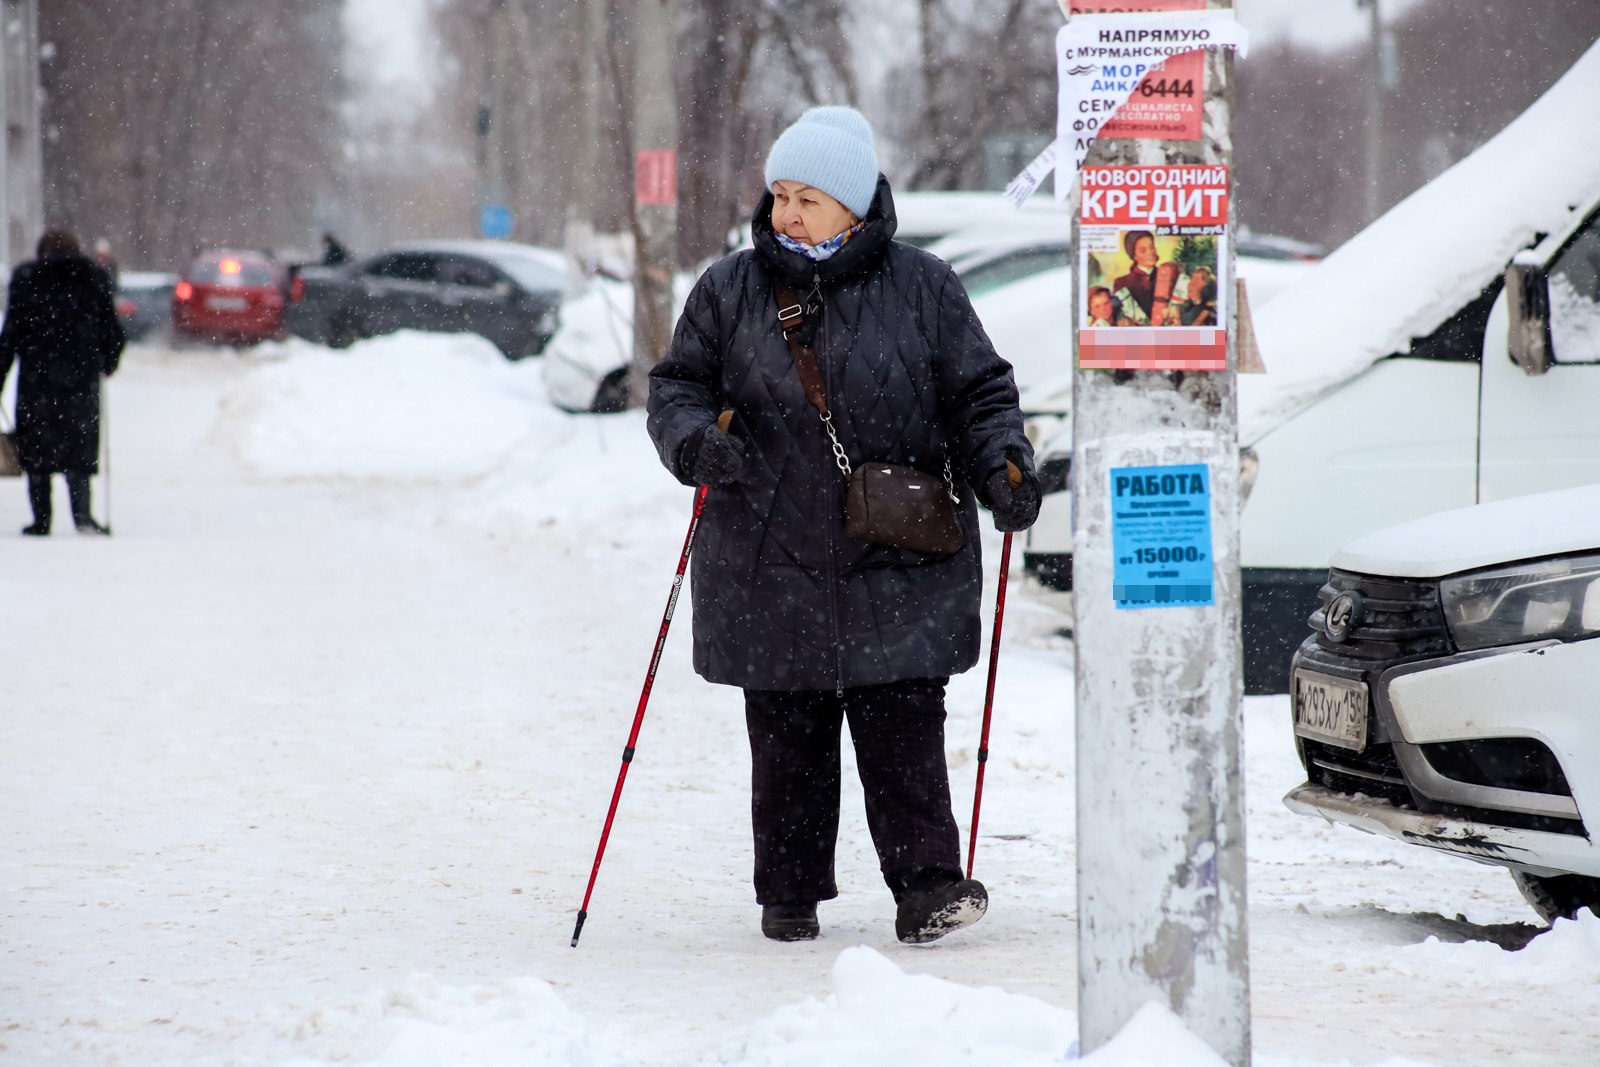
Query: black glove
983 460 1041 532
681 423 747 486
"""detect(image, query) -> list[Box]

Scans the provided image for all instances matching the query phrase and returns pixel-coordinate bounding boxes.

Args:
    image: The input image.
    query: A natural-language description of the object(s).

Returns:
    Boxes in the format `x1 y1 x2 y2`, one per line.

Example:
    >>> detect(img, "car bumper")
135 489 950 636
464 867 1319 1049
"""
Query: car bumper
1284 782 1600 879
542 346 610 412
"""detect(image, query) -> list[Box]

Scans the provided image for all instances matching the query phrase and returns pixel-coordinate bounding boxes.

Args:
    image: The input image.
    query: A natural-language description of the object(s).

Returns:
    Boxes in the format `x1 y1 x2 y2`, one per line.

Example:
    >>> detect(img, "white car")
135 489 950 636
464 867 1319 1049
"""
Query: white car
541 276 644 412
1284 482 1600 923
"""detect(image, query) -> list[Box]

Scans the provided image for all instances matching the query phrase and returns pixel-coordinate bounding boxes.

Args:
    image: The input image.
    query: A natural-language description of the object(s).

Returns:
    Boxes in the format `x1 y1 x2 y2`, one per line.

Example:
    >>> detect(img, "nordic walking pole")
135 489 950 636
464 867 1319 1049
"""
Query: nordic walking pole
101 380 112 535
967 462 1023 878
572 410 733 948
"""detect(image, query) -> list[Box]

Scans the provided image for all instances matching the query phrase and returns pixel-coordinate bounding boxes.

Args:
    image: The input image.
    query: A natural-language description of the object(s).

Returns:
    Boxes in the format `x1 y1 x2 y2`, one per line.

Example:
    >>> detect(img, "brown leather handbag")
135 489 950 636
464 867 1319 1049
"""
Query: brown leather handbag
775 281 963 554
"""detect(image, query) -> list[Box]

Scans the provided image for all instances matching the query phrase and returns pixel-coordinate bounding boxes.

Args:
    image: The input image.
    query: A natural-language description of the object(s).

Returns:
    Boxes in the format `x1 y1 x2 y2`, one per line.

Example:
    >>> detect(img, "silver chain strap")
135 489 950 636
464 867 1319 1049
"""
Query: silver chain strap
943 456 960 504
821 412 852 476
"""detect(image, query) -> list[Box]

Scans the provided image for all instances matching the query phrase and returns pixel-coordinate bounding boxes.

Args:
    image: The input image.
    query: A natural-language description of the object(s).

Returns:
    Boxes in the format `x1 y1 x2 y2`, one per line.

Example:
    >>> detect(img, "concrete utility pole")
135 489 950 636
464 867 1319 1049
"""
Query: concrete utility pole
1071 1 1249 1063
627 0 678 407
0 0 42 272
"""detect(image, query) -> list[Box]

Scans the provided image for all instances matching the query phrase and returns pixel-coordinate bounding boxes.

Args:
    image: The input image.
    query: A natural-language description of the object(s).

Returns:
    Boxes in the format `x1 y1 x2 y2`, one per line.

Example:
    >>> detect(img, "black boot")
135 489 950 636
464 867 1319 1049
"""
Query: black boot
894 871 988 944
761 903 819 942
66 472 108 534
23 472 50 535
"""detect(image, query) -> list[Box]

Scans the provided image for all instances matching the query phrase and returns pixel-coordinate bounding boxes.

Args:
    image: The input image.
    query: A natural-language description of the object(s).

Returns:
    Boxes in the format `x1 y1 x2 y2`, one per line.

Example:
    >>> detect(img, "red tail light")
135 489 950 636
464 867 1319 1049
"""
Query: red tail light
175 281 194 301
290 276 306 303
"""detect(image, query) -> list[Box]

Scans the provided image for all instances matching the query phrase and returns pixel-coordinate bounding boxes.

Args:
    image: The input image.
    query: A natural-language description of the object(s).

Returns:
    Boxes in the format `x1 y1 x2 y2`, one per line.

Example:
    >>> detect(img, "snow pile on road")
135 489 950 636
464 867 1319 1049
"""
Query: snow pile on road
275 973 623 1067
225 332 546 483
273 946 1282 1067
728 946 1077 1066
1394 911 1600 985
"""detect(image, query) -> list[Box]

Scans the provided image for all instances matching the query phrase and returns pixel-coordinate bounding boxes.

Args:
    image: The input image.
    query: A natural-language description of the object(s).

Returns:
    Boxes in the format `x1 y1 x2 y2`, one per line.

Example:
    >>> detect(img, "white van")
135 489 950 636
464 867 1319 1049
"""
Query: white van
1021 42 1600 692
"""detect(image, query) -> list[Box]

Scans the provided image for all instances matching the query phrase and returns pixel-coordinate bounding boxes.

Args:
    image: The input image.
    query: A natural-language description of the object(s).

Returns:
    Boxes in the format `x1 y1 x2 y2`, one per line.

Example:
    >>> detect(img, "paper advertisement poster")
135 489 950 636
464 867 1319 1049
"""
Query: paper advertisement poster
1110 463 1215 609
1068 0 1207 140
1078 163 1229 371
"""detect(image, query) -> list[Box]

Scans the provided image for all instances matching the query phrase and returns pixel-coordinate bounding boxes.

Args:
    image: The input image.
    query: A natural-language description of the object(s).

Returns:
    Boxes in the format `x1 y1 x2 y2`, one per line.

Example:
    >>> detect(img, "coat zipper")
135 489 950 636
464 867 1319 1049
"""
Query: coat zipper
813 270 846 698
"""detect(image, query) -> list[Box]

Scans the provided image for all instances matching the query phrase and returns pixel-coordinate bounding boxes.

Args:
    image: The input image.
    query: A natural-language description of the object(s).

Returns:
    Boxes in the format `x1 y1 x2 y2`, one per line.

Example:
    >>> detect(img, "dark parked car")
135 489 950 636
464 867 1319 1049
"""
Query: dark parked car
172 250 296 345
289 240 571 360
114 271 178 341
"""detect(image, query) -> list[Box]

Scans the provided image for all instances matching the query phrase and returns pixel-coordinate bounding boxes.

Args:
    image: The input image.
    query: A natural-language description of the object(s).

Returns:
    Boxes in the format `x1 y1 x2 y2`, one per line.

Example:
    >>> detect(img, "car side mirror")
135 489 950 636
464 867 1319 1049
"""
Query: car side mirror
1505 259 1553 377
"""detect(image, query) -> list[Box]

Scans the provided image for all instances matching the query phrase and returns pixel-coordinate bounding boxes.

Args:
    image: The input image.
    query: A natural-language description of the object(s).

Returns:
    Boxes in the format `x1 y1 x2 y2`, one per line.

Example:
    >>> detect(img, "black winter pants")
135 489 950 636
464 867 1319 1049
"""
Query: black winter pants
26 471 93 528
743 677 963 906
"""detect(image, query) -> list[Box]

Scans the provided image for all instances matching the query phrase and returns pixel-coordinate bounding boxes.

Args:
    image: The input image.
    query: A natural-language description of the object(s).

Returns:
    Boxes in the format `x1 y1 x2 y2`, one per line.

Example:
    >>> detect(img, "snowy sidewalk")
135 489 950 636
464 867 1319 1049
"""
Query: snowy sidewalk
2 338 1596 1066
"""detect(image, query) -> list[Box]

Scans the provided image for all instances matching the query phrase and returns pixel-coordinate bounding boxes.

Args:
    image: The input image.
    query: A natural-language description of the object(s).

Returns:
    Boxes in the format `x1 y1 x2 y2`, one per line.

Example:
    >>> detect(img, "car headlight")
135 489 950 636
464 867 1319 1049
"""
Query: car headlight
1441 553 1600 651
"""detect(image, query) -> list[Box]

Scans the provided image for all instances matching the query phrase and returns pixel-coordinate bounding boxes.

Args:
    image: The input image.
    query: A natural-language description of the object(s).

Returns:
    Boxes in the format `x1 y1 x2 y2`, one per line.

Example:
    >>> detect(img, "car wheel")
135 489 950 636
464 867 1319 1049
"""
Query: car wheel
593 369 629 414
326 310 361 349
1510 870 1600 924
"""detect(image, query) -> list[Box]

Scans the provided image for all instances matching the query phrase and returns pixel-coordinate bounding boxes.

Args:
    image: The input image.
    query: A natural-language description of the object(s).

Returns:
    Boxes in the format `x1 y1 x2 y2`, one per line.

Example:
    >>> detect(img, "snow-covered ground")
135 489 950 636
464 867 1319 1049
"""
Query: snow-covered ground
4 333 1598 1066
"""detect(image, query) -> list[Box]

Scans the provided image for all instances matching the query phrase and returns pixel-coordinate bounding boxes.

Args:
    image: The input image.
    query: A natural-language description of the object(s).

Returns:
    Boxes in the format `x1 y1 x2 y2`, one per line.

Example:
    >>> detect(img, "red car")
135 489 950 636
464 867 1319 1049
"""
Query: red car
172 250 301 344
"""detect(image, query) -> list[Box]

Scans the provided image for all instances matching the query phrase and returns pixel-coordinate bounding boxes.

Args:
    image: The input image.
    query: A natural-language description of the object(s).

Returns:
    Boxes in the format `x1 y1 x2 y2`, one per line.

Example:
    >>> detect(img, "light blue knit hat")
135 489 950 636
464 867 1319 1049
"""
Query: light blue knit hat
763 106 880 219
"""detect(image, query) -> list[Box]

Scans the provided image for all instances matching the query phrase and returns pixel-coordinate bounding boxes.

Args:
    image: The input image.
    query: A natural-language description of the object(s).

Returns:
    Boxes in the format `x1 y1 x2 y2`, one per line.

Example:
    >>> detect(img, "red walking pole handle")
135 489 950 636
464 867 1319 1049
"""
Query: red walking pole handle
572 411 733 947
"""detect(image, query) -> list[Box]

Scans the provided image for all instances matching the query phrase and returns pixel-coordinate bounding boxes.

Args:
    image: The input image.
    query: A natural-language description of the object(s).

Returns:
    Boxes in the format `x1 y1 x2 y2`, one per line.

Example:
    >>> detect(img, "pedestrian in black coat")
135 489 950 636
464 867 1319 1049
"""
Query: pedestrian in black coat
0 228 126 535
646 107 1041 945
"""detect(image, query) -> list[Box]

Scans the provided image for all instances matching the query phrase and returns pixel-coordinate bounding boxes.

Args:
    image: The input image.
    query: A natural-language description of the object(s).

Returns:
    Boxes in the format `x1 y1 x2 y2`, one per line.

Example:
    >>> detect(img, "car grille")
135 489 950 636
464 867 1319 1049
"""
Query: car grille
1300 737 1413 807
1295 571 1586 836
1307 570 1451 659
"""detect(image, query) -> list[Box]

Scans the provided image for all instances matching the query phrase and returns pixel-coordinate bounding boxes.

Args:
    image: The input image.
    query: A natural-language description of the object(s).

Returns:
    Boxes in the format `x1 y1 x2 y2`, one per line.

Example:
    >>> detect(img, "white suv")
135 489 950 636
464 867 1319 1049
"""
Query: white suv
1284 483 1600 923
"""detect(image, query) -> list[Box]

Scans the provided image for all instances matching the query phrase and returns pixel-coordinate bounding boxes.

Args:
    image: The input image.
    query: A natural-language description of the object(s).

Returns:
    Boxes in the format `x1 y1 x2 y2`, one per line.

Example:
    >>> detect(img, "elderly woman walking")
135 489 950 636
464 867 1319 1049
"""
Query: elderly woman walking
646 107 1040 944
0 228 125 536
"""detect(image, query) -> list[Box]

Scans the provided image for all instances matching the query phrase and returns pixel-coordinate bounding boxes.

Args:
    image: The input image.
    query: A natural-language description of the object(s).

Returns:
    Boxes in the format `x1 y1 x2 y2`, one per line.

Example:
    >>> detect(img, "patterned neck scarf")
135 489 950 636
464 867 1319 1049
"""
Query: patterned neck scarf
775 219 866 261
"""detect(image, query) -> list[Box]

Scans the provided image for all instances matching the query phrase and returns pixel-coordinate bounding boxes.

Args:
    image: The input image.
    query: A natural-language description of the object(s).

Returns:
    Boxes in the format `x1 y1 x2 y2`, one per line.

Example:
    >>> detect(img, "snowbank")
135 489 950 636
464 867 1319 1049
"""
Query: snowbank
221 332 547 483
1242 41 1600 438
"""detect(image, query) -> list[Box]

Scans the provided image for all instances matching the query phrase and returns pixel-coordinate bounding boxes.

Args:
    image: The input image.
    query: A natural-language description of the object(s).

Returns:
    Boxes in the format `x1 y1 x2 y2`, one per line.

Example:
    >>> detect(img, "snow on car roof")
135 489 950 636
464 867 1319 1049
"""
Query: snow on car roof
1241 40 1600 442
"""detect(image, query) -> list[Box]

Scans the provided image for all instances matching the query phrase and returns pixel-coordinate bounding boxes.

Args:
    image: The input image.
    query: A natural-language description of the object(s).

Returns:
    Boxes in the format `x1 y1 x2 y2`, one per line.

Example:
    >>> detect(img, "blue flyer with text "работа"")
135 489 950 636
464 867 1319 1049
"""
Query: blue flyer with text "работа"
1110 463 1214 609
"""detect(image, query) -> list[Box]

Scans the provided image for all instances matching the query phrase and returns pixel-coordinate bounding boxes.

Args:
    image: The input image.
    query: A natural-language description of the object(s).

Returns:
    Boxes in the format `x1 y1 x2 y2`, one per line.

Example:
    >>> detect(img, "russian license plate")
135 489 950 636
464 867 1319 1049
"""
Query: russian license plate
1292 669 1369 751
206 295 248 311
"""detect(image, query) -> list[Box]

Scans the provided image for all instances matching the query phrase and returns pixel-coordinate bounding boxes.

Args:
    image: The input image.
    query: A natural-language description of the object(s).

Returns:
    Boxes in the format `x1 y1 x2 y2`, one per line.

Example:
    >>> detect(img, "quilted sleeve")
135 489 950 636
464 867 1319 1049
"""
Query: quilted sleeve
646 266 727 487
929 264 1035 490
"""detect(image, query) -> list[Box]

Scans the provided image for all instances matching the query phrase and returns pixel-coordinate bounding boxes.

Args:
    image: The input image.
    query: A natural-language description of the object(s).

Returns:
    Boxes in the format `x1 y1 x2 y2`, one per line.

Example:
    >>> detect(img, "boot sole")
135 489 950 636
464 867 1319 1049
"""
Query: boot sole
896 883 989 944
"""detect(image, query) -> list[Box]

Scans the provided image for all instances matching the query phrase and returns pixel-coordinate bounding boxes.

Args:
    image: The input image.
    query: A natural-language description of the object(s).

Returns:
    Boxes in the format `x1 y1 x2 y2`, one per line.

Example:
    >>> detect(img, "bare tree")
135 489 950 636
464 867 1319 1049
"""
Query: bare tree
41 0 346 267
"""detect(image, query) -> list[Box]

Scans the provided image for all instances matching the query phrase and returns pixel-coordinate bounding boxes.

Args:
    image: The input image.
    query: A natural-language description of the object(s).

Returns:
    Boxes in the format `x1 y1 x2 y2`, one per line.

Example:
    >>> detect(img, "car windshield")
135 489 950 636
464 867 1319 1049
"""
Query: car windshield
189 256 277 287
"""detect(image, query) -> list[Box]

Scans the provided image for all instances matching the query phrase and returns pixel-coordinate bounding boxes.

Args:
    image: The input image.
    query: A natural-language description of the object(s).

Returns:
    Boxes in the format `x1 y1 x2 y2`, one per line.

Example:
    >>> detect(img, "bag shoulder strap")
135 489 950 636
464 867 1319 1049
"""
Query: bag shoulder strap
774 280 829 418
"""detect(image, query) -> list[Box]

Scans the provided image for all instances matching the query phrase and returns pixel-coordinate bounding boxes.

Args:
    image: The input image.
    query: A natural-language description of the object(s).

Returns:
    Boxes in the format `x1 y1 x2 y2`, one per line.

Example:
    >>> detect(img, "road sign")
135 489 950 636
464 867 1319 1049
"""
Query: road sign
478 203 515 240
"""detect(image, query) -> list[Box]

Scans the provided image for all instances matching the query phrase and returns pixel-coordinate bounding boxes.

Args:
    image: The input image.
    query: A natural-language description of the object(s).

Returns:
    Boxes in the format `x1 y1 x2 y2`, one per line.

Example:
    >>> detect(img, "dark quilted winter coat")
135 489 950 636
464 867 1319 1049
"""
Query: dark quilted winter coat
646 177 1034 692
0 255 125 473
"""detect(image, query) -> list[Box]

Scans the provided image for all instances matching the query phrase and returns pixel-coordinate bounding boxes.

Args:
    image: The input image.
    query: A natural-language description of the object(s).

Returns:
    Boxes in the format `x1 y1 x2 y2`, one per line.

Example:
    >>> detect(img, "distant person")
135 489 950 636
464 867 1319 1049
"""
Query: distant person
0 228 126 536
92 237 120 289
321 232 352 266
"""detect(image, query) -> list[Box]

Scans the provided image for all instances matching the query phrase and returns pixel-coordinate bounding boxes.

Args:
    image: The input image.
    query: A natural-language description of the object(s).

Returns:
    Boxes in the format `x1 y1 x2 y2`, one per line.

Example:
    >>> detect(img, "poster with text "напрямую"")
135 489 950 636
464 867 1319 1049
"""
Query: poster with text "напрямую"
1067 0 1207 140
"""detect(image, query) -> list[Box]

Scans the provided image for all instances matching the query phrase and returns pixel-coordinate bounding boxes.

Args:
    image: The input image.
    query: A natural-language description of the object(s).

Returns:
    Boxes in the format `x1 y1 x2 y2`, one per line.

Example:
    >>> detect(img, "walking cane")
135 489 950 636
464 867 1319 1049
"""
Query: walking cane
571 410 733 948
101 380 113 535
966 463 1024 878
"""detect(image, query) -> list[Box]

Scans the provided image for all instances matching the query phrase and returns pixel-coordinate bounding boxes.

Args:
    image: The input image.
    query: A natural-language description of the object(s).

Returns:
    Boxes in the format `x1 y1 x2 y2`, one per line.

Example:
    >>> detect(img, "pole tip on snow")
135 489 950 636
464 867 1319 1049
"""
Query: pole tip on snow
570 910 588 947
